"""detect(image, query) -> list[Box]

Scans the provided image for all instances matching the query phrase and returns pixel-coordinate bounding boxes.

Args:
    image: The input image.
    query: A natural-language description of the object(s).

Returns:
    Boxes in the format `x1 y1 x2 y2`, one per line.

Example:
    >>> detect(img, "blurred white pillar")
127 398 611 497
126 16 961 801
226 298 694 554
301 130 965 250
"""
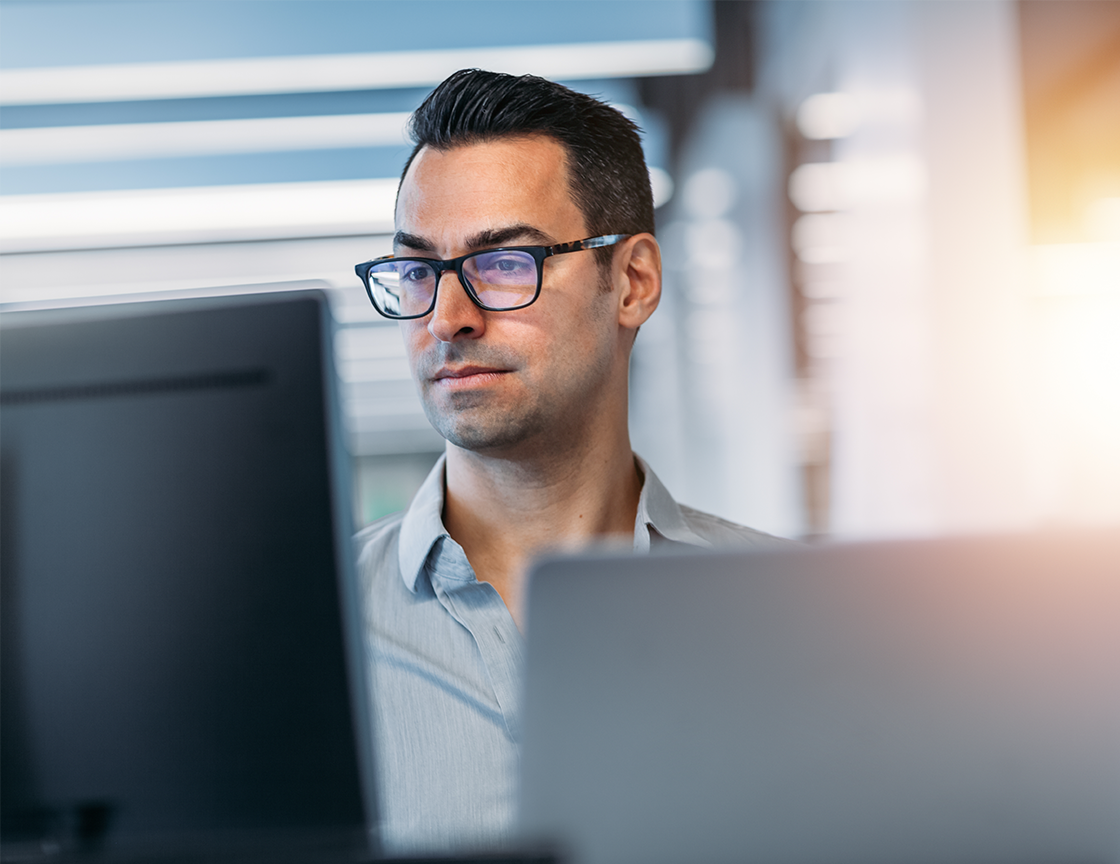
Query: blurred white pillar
916 1 1035 533
825 1 938 537
824 0 1034 537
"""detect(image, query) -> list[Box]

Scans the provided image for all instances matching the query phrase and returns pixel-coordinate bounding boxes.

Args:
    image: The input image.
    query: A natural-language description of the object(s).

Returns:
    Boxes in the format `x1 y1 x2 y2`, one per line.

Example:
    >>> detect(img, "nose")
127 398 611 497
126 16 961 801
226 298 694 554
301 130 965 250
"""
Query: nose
426 270 486 343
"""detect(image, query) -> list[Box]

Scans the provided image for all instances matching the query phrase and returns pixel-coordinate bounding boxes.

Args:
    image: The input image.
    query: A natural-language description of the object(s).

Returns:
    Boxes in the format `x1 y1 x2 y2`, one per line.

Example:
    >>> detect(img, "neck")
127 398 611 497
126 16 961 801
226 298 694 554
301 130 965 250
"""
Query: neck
442 425 642 631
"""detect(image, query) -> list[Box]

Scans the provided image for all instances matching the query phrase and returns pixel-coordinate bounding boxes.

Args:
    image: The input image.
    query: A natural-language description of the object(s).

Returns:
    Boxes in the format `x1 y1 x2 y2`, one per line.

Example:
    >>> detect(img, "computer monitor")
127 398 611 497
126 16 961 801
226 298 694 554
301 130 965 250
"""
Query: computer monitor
1 291 378 862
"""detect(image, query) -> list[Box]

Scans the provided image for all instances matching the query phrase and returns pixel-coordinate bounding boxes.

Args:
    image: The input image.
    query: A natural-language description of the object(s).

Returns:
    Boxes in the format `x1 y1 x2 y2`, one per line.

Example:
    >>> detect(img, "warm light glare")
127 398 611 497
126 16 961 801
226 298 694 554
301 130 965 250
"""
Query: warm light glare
1030 243 1120 296
1027 243 1120 524
1033 296 1120 523
1086 197 1120 242
1053 305 1120 417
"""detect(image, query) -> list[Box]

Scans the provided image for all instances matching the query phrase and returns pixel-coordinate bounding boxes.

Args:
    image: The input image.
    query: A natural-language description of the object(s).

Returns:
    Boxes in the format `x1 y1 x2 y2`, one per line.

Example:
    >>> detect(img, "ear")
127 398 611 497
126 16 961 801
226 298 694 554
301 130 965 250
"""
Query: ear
614 233 662 331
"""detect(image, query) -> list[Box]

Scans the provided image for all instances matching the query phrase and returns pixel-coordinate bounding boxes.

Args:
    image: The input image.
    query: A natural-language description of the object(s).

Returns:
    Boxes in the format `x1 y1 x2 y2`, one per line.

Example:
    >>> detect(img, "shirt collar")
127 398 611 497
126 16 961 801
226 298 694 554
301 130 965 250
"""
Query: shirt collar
632 454 712 552
397 452 712 593
398 453 451 594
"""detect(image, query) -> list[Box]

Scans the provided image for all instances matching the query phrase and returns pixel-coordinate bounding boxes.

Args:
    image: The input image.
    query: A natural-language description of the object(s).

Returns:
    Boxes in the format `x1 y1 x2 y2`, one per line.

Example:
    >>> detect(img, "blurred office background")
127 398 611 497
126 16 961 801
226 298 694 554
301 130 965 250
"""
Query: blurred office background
1 0 1117 540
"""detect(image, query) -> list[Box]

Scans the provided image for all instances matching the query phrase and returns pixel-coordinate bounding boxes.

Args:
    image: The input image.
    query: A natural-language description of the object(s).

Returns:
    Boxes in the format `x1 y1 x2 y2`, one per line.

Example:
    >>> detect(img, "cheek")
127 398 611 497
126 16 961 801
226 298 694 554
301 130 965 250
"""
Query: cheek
568 290 617 348
400 322 428 366
516 305 575 362
535 303 615 379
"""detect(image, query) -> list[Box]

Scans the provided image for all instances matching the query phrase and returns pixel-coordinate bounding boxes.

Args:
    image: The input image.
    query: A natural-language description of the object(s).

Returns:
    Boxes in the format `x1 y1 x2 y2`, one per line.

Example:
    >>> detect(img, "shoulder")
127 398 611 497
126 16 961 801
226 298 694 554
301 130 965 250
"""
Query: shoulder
353 511 406 576
678 504 797 548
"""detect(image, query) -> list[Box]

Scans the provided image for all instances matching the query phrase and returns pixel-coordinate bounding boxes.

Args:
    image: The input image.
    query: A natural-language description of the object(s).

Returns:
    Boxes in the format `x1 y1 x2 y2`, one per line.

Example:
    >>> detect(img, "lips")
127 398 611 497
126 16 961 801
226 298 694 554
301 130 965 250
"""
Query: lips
417 346 519 388
430 365 512 389
434 364 507 380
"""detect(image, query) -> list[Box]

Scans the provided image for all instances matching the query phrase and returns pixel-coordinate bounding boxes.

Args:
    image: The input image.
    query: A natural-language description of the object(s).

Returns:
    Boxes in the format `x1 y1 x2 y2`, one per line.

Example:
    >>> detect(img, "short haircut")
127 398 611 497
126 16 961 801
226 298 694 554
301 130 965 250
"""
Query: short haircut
402 69 654 265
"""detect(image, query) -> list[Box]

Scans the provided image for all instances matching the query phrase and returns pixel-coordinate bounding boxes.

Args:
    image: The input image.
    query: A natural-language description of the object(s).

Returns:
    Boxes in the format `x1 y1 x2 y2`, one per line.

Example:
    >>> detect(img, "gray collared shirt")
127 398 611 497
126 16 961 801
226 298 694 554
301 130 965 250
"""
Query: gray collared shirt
353 454 779 854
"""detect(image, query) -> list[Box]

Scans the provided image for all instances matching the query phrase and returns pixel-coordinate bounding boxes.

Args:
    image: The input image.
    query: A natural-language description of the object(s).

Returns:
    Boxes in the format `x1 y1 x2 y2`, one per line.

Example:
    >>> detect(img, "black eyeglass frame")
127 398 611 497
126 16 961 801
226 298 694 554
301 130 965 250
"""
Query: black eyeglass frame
354 233 630 320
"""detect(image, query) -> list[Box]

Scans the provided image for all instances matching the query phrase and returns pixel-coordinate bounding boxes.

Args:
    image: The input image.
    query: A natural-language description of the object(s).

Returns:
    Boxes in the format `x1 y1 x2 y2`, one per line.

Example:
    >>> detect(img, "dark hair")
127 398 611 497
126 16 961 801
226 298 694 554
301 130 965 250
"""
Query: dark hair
401 69 654 265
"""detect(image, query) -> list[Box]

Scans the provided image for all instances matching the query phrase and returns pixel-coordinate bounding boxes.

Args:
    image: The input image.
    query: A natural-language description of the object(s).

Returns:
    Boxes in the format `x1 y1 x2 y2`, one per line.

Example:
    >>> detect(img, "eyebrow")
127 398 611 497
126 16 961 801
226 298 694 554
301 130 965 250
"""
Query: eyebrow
466 224 553 250
393 231 435 253
393 224 554 257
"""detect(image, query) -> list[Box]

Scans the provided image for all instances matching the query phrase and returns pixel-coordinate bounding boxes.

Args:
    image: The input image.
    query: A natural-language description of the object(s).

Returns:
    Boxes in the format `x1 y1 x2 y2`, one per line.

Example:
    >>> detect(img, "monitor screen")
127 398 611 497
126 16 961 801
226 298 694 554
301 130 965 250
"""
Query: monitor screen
1 291 377 862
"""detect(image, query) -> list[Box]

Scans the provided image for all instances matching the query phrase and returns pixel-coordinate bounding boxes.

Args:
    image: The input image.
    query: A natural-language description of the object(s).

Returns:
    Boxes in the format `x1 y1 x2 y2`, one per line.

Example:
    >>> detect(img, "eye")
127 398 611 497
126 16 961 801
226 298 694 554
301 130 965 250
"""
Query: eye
400 262 435 284
472 251 536 283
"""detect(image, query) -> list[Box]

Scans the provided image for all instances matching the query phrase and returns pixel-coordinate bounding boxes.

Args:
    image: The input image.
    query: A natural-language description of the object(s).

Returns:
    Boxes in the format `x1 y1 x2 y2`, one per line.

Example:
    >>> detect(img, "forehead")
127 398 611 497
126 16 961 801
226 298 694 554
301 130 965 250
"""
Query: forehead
395 135 587 246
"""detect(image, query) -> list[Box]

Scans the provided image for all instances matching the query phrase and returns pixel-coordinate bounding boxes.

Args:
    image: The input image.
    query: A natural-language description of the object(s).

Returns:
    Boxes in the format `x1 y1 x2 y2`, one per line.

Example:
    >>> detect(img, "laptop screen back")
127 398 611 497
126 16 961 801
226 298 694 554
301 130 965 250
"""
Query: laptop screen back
520 532 1120 864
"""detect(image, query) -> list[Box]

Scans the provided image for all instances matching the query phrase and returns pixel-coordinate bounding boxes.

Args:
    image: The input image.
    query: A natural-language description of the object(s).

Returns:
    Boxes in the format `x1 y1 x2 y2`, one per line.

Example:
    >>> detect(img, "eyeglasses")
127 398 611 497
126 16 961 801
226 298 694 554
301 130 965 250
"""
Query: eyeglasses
354 234 629 320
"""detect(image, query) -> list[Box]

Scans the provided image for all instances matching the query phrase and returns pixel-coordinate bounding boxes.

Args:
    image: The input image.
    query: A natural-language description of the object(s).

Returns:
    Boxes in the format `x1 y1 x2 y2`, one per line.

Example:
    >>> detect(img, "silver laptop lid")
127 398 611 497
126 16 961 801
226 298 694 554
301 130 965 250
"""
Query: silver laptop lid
519 531 1120 864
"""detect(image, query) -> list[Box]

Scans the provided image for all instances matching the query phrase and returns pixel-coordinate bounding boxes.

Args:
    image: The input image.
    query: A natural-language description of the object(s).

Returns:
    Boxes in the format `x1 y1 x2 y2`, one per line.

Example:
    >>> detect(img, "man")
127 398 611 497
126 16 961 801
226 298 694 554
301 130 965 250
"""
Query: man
353 69 777 853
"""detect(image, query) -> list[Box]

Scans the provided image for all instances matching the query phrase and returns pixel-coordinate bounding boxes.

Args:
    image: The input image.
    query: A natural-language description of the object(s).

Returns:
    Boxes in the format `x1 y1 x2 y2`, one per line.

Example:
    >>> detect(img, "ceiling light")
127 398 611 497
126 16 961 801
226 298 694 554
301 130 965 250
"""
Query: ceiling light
0 40 713 105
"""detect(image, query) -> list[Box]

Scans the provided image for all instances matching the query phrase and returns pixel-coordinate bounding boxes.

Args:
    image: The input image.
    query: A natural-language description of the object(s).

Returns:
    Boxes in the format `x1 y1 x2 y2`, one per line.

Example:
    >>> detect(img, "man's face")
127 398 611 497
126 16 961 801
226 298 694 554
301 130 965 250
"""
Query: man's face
394 135 624 455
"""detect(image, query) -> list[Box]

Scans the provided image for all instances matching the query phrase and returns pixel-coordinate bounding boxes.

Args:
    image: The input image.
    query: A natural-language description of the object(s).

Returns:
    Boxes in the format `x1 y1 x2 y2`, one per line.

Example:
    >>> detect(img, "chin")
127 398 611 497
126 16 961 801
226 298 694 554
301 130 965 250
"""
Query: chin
442 426 525 454
432 409 548 455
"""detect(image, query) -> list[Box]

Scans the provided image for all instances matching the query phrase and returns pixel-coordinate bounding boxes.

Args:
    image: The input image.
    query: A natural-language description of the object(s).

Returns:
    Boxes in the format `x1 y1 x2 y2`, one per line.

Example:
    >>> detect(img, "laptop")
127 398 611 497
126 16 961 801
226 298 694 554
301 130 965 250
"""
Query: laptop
519 531 1120 864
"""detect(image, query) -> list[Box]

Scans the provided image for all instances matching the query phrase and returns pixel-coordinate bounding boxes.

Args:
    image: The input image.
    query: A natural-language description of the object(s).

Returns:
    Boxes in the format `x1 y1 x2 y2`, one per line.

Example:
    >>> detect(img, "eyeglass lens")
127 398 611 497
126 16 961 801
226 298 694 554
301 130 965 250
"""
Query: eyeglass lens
367 249 539 317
